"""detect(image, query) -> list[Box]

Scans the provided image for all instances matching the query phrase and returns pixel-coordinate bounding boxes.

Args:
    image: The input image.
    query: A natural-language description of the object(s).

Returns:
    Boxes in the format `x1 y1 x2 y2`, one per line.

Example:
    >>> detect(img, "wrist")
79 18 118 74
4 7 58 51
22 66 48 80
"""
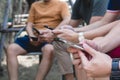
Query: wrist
73 33 79 43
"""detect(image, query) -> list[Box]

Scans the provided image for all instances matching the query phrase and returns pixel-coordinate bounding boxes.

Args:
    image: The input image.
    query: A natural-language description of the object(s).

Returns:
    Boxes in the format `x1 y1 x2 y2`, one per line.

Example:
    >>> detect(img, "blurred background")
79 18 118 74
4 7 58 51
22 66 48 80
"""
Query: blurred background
0 0 73 80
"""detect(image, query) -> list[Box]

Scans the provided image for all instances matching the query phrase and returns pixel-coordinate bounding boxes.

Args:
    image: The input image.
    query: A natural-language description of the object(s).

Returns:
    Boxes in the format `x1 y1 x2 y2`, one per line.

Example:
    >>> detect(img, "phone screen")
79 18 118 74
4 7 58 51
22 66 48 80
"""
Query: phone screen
30 37 38 41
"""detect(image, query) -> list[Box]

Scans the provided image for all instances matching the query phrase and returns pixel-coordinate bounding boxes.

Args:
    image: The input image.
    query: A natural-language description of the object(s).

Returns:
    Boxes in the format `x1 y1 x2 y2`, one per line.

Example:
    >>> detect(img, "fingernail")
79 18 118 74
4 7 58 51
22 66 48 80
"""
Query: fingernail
80 40 85 44
83 43 88 49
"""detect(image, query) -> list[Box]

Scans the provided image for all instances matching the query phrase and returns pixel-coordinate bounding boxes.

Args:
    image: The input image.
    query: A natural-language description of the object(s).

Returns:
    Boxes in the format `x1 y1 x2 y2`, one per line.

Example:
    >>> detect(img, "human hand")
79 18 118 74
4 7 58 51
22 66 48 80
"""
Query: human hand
79 41 112 77
68 40 112 77
68 40 97 68
39 29 55 43
68 47 82 68
29 29 49 46
53 29 79 43
29 37 42 46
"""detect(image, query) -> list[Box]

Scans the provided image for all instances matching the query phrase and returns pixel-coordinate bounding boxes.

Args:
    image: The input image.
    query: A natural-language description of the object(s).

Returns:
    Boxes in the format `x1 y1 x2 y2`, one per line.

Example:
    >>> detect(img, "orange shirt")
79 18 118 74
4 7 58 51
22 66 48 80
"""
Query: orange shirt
27 0 70 30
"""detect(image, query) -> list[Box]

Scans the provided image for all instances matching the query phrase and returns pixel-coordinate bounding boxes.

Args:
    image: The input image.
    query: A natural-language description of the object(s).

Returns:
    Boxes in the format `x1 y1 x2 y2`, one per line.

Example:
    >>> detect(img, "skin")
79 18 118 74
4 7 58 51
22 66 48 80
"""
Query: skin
69 40 113 78
44 10 120 80
67 2 110 80
52 20 120 53
52 10 120 43
6 0 74 80
52 11 120 80
74 12 119 32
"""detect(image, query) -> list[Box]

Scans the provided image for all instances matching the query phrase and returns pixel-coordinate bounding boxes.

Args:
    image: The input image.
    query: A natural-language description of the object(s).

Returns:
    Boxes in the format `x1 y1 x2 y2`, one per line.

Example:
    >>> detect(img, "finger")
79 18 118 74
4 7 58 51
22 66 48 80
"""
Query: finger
52 30 63 35
78 64 82 69
80 40 95 47
78 51 89 66
67 47 79 53
72 52 80 59
82 43 98 57
85 40 98 50
72 59 81 65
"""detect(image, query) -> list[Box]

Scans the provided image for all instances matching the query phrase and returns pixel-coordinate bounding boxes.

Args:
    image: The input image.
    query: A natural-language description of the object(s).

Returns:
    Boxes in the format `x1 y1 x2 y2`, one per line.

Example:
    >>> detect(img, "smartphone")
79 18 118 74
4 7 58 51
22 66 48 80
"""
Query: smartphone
32 27 41 35
44 25 54 30
70 43 84 50
30 37 38 41
54 38 84 50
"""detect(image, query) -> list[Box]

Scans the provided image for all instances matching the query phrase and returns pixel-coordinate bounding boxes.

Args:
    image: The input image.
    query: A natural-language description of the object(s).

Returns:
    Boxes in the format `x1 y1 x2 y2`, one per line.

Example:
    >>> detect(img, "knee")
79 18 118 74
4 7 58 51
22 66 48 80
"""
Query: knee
43 44 54 52
42 44 54 58
7 44 18 56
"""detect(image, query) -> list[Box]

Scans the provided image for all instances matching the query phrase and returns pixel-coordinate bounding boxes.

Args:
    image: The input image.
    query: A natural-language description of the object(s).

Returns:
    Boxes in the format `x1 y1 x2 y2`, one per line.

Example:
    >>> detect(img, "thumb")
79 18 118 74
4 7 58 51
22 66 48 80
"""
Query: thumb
78 51 89 66
82 43 98 57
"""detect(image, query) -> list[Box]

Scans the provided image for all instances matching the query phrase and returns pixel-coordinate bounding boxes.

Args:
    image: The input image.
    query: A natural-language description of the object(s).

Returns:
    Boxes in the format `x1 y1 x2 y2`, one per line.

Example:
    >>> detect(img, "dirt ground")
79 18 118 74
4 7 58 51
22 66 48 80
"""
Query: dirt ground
0 55 62 80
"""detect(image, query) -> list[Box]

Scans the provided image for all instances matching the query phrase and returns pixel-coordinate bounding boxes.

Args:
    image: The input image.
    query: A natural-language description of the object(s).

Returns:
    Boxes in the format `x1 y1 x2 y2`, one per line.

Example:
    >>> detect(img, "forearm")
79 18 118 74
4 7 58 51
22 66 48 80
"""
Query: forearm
62 26 110 43
84 20 120 40
55 17 70 29
89 16 103 24
69 19 82 28
75 12 119 32
71 21 117 43
75 20 109 32
26 22 35 37
93 24 120 53
74 21 118 41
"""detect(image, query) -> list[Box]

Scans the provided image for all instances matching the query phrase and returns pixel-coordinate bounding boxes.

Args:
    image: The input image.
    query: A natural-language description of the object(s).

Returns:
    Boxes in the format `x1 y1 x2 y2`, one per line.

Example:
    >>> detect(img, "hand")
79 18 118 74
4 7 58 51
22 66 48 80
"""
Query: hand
68 40 112 77
79 41 112 77
68 40 97 68
29 37 42 46
67 47 82 68
40 29 55 42
53 29 79 43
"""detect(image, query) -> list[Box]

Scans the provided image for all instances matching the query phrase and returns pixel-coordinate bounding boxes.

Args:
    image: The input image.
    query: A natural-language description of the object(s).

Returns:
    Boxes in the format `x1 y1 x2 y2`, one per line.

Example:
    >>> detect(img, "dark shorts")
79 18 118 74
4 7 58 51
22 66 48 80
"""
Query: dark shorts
15 35 48 53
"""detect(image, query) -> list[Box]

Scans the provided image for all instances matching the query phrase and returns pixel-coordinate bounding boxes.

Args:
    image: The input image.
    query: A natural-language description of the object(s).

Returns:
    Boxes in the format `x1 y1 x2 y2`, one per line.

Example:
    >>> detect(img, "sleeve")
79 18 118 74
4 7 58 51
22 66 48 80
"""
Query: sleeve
91 0 109 16
61 2 71 18
107 0 120 11
27 3 35 23
71 0 82 19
